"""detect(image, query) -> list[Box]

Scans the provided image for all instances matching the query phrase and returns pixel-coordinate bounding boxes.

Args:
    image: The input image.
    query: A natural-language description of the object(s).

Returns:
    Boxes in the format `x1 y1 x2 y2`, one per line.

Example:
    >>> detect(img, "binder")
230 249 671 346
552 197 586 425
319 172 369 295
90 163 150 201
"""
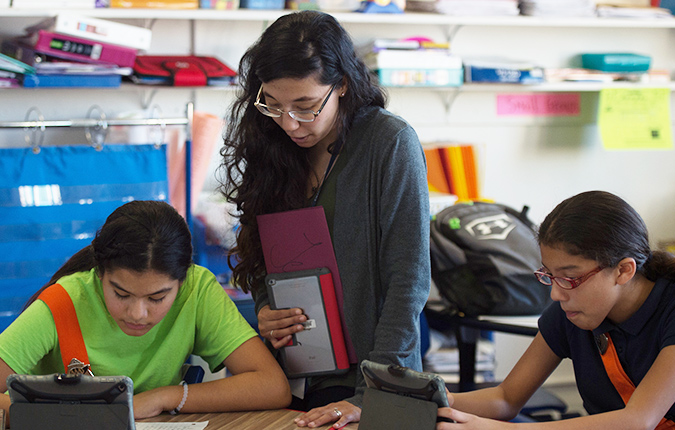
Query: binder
266 268 349 378
22 73 121 88
25 14 152 51
423 146 451 194
19 30 137 68
110 0 199 7
0 51 35 75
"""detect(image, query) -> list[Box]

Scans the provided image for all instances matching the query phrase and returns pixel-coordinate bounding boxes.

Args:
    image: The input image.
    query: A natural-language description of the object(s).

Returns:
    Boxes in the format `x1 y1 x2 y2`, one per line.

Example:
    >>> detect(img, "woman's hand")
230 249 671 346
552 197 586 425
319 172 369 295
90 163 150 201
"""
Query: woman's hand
294 400 360 428
257 305 307 349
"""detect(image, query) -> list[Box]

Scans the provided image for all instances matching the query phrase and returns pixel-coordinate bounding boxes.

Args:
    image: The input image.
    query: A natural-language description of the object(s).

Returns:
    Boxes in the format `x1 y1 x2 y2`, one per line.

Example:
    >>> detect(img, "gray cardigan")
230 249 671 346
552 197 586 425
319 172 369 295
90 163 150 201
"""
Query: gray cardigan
255 106 431 406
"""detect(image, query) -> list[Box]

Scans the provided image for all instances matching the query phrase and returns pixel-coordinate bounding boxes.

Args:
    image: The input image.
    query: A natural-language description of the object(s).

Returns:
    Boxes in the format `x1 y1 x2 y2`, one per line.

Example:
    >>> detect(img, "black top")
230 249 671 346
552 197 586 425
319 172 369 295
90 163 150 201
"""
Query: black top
539 278 675 418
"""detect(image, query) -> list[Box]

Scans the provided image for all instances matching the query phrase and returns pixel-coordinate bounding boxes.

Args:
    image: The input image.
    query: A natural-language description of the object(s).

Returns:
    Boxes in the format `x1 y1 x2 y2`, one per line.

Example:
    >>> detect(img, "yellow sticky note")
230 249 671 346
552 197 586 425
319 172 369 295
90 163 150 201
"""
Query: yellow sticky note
598 88 673 150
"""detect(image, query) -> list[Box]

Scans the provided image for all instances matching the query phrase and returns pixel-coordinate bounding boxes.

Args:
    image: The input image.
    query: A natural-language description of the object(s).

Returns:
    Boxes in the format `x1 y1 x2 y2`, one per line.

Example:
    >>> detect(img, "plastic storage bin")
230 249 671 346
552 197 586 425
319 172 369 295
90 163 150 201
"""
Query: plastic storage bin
581 53 651 73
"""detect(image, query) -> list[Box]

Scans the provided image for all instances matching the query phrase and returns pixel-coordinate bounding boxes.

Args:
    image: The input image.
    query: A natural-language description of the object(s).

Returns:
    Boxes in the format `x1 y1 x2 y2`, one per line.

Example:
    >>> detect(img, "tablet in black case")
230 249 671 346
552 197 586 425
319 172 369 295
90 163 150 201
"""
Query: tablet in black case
7 373 135 430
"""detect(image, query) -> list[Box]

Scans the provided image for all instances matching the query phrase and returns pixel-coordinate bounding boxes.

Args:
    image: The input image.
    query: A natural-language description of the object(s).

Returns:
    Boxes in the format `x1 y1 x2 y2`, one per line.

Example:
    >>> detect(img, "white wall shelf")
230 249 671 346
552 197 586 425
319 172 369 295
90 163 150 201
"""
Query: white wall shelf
1 9 675 28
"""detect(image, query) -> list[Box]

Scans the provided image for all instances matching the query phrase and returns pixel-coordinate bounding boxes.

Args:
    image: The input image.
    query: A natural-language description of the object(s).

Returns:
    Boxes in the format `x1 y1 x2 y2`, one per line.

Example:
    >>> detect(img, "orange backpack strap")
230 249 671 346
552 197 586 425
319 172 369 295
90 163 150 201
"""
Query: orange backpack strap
598 332 675 429
37 284 90 373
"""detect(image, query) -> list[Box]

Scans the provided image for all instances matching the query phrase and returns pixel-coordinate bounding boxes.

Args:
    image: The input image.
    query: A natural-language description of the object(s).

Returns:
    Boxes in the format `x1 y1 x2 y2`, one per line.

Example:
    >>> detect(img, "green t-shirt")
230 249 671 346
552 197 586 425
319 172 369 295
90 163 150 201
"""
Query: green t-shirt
0 265 256 393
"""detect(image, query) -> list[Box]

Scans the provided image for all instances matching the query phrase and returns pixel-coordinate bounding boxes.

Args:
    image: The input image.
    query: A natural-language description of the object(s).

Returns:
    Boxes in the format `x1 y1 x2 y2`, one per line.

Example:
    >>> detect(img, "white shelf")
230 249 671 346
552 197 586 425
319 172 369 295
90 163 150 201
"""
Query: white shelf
385 81 675 92
1 81 672 93
1 9 675 28
460 81 675 92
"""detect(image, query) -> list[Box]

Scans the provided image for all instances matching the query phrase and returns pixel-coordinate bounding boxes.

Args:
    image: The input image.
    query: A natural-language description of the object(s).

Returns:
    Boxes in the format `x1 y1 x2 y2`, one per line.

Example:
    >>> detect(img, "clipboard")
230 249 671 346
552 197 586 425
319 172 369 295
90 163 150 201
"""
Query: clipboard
266 267 349 378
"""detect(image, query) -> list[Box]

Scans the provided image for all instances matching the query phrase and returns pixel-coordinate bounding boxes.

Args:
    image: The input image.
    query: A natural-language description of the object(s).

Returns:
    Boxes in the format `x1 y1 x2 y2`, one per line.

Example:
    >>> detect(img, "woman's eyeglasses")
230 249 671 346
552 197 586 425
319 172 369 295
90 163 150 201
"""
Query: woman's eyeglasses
254 82 337 123
534 266 605 290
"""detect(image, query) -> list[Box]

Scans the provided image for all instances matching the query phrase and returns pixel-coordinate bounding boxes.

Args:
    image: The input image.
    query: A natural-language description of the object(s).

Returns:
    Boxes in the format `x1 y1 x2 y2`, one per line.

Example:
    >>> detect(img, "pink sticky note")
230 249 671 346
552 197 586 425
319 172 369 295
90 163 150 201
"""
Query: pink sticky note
497 93 580 116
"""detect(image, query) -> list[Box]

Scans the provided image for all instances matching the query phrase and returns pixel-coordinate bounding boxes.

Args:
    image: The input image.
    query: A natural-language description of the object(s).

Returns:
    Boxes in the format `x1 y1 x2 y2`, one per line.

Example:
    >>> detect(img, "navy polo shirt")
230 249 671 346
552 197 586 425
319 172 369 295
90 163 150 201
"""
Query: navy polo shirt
539 278 675 418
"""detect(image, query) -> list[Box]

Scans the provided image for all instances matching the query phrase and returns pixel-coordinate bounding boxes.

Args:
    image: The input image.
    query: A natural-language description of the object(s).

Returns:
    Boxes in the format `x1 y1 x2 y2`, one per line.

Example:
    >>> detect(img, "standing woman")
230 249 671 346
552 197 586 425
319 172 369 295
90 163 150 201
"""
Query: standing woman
220 10 430 429
0 200 291 424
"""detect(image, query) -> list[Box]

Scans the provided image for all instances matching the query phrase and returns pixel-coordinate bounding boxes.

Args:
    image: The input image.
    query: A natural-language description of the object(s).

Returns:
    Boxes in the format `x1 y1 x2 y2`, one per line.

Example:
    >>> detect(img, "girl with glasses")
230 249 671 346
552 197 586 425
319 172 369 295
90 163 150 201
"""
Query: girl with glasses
437 190 675 429
0 200 291 424
220 10 430 429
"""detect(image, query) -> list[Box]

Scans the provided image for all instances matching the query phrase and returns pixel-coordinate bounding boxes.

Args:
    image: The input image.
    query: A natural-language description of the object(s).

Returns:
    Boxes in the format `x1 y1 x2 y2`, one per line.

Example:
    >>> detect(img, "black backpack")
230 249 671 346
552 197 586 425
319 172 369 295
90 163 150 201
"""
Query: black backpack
429 201 552 317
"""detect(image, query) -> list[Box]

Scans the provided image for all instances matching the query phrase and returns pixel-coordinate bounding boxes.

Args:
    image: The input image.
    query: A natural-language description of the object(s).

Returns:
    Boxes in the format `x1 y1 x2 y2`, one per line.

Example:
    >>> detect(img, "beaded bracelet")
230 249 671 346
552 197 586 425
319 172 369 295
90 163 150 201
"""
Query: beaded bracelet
169 381 188 415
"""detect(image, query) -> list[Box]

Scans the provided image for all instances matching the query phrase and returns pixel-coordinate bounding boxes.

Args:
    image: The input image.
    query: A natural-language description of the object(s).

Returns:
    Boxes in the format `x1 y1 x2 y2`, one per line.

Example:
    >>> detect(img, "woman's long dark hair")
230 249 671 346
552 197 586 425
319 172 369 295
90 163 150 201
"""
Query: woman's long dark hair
538 191 675 282
219 11 386 293
24 200 193 310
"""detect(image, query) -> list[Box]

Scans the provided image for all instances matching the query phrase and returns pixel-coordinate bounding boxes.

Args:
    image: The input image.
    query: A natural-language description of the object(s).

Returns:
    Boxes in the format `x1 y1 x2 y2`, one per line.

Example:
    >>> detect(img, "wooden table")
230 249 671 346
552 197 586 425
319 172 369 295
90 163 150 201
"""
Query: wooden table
137 409 359 430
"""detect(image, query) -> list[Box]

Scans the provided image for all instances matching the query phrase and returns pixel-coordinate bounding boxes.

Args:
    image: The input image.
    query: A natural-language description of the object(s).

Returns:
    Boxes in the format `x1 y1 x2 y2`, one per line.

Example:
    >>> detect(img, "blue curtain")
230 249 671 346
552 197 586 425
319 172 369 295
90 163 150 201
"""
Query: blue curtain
0 144 168 332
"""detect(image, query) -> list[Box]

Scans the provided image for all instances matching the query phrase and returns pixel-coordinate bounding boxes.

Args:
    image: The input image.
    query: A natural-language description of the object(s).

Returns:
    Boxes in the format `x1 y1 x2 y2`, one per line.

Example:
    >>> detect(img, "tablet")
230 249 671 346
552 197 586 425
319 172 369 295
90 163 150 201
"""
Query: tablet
7 373 135 430
266 267 349 378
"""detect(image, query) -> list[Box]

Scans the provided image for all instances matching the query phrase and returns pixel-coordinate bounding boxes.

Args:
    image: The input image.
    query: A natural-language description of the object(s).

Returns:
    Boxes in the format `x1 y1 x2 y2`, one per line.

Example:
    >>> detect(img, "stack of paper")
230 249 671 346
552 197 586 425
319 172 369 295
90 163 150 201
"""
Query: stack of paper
591 0 648 6
439 0 519 15
596 5 673 18
423 329 496 375
361 38 463 87
407 0 519 14
519 0 596 16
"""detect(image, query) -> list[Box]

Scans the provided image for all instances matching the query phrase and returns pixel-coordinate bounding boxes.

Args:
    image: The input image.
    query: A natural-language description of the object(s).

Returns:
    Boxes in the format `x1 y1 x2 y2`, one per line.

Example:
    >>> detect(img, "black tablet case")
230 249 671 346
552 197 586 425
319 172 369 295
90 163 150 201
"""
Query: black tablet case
359 387 438 430
7 374 134 430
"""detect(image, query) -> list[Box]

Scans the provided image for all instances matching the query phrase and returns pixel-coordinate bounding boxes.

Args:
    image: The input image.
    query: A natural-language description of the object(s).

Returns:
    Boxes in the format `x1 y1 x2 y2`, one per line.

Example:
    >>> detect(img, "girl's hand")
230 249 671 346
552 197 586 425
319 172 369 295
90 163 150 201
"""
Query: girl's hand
294 400 360 428
257 305 307 349
132 386 181 419
437 408 505 430
445 387 455 407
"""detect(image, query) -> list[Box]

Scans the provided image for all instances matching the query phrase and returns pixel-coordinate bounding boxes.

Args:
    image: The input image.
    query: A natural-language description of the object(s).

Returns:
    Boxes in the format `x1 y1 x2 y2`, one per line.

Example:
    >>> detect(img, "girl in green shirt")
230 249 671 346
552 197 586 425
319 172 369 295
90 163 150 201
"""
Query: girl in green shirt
0 200 291 424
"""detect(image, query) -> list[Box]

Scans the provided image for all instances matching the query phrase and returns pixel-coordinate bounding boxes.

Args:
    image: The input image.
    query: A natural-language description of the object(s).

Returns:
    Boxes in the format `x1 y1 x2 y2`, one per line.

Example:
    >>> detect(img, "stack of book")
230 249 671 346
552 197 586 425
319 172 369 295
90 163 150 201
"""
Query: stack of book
519 0 596 16
407 0 519 15
360 38 463 87
0 52 35 88
596 5 673 18
1 14 151 88
424 143 481 202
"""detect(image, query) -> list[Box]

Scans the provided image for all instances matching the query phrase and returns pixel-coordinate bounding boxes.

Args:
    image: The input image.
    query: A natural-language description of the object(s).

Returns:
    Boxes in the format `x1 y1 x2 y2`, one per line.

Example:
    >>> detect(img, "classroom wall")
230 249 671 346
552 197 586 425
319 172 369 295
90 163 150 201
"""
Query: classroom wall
2 15 675 385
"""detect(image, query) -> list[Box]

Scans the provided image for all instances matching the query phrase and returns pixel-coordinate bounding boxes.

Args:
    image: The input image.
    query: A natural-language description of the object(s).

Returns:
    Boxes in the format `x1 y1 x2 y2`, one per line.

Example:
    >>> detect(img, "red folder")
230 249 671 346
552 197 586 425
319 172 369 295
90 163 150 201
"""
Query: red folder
257 206 353 368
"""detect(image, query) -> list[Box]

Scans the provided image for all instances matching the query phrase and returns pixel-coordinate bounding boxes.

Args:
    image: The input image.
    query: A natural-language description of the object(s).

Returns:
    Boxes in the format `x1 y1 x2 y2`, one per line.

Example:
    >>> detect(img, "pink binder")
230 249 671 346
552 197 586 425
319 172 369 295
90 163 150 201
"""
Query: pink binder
30 30 137 68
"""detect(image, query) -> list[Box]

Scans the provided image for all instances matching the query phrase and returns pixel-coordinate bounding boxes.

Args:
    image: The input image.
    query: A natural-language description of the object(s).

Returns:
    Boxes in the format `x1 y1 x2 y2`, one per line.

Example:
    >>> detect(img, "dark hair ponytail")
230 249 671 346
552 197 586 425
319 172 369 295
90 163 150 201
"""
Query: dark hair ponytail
23 200 193 310
642 251 675 282
538 190 675 282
